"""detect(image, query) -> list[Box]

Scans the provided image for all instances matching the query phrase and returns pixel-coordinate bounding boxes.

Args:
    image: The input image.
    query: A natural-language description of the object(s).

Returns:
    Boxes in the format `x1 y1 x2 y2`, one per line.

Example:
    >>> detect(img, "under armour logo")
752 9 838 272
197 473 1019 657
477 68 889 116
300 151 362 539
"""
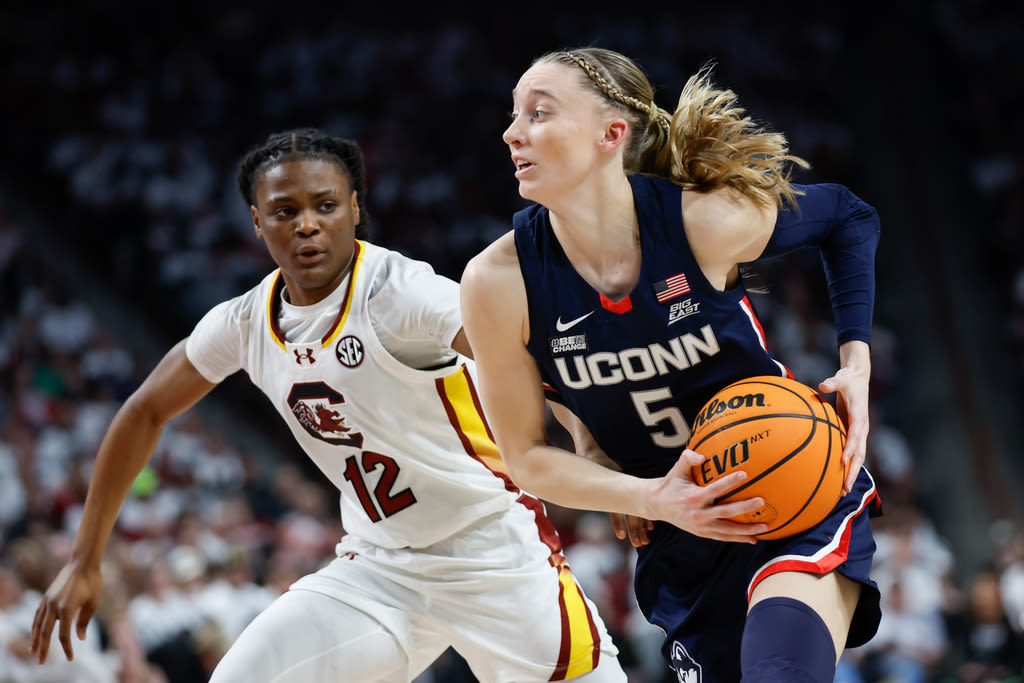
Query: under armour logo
294 348 316 365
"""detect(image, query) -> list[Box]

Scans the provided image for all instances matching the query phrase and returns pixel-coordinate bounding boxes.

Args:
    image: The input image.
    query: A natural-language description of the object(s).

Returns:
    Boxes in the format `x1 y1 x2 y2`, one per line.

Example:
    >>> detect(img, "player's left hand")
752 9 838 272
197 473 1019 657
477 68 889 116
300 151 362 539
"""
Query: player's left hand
819 365 870 494
609 512 653 547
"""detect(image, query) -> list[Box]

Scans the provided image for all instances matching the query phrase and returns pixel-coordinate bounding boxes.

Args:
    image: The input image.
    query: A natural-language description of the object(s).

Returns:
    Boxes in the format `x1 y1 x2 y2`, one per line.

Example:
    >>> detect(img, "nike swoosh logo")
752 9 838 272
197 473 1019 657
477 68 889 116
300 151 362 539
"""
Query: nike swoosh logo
555 311 594 332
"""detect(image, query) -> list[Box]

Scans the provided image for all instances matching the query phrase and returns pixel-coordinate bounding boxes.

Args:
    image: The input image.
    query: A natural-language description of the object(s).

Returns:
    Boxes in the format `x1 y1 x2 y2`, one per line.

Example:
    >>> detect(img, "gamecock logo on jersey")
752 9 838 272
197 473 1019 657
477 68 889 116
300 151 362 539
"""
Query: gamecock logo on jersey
335 335 364 368
288 382 364 447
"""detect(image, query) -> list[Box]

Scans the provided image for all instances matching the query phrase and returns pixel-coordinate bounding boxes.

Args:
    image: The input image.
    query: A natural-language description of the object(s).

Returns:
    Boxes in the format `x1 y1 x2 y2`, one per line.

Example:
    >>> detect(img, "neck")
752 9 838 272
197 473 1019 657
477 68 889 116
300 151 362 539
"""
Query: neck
549 173 636 256
547 174 641 299
282 242 357 307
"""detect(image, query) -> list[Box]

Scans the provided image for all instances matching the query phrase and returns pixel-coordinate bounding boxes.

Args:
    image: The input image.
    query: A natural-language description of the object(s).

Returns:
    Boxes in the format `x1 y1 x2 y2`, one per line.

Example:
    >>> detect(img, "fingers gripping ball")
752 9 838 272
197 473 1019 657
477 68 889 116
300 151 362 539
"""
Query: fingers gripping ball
687 375 848 540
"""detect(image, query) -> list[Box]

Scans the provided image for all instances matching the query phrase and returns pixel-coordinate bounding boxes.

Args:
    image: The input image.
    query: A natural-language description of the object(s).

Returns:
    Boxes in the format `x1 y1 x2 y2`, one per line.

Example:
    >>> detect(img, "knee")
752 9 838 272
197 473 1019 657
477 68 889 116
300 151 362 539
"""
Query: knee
740 597 837 683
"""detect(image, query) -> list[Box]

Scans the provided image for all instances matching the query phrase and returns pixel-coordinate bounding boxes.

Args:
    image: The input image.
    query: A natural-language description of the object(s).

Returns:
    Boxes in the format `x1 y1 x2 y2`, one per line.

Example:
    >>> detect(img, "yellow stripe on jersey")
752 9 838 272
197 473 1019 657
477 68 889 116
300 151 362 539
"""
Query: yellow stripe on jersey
436 366 508 477
266 241 366 352
267 271 287 350
322 240 366 349
553 564 599 680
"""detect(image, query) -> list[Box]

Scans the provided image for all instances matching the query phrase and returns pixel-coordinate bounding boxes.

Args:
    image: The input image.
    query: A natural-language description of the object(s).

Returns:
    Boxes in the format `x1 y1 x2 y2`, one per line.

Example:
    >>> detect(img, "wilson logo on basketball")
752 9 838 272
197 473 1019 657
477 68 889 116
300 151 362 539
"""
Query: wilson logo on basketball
687 376 847 540
692 392 765 430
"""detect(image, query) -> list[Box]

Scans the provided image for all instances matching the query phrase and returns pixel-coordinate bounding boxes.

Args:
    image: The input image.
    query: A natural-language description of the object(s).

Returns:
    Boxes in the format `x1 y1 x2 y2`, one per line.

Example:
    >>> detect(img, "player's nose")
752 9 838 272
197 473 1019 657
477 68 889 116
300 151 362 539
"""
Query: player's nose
503 117 524 146
295 209 320 235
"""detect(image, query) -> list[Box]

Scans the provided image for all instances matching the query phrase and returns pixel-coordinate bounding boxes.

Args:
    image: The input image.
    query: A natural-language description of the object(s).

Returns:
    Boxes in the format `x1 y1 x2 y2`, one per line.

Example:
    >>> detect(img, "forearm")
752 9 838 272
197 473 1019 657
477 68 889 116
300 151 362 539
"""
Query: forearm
547 400 623 471
71 401 165 568
508 442 654 518
839 339 871 374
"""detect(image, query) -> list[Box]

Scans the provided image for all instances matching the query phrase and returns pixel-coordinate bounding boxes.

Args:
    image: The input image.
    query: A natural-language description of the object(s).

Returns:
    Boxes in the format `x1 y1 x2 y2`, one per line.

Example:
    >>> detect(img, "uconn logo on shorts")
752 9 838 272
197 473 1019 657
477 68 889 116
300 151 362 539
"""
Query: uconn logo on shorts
671 641 702 683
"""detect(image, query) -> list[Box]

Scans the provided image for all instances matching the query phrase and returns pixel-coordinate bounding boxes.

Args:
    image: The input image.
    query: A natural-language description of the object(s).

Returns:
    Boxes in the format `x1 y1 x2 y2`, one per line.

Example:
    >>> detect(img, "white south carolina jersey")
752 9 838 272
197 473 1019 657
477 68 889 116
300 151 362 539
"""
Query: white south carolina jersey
186 240 518 549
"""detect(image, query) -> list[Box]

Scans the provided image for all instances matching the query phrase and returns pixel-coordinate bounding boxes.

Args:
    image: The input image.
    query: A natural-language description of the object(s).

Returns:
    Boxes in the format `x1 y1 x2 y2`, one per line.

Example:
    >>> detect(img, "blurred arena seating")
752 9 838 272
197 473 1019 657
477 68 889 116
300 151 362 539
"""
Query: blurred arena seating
1 3 1021 681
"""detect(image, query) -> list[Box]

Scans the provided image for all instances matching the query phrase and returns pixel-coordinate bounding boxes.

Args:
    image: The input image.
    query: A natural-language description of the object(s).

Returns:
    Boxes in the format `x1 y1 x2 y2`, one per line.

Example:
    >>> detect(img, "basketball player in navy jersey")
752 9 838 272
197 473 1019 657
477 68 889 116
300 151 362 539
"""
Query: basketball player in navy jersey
29 129 626 683
461 48 883 683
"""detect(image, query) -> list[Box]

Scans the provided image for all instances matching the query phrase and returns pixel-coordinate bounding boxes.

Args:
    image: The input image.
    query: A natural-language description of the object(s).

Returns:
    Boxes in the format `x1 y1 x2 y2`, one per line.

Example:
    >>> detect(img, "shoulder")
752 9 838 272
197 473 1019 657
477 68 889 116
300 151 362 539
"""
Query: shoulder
372 242 435 278
461 231 532 351
198 273 274 329
462 229 519 286
682 186 778 269
360 241 442 298
462 230 524 316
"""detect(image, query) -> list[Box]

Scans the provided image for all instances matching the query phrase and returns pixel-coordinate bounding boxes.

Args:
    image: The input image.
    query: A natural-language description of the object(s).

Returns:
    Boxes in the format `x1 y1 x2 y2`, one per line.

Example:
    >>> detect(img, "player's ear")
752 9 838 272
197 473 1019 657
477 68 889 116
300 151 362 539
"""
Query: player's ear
599 118 629 152
350 191 360 225
251 206 263 240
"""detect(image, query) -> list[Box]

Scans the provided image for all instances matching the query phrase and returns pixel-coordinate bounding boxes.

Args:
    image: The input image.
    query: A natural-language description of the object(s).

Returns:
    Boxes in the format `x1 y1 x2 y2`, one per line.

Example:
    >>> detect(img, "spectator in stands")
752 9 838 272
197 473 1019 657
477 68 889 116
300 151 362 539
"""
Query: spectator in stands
944 569 1024 683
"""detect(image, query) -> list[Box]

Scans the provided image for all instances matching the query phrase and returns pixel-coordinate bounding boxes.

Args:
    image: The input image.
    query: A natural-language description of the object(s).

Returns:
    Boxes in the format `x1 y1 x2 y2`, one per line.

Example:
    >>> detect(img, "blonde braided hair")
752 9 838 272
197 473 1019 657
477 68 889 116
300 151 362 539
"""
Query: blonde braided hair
562 52 671 135
538 48 808 208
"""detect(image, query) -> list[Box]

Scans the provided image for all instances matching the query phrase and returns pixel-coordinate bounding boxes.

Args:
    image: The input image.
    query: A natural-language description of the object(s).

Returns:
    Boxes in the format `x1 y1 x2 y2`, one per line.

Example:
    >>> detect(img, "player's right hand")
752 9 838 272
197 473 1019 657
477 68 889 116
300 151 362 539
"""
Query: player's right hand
30 561 103 664
649 450 768 543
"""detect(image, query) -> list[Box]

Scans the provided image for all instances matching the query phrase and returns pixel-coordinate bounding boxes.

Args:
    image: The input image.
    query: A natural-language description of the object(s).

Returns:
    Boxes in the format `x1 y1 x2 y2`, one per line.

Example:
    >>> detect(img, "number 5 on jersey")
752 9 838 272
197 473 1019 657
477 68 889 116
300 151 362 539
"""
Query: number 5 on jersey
631 387 690 448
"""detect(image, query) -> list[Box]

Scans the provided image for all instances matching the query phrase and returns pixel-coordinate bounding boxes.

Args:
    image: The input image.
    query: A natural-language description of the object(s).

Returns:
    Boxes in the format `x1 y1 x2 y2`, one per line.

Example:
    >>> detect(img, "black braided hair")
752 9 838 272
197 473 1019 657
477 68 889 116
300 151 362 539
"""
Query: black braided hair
236 128 371 239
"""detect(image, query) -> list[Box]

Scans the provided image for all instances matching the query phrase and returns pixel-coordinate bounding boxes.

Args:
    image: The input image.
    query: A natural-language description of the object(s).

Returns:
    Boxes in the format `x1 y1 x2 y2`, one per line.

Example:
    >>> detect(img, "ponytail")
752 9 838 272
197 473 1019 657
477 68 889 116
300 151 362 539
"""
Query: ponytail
661 65 809 208
542 49 808 209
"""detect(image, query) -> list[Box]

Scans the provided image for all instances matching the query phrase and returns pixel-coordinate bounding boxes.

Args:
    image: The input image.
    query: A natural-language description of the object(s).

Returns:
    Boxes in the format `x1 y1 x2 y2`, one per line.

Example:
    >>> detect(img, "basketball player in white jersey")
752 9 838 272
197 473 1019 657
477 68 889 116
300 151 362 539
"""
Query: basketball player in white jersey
29 128 625 683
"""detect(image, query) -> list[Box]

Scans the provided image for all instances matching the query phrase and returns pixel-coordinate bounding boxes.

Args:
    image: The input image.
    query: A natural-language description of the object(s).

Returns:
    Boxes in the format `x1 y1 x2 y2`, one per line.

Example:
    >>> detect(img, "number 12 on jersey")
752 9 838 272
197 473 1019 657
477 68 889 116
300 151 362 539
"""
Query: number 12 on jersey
342 452 417 522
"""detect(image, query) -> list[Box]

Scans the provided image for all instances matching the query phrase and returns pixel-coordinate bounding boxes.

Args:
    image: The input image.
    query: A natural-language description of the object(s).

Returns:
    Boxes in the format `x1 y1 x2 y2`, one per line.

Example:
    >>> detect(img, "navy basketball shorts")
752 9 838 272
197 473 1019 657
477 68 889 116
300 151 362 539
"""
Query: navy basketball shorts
634 467 882 683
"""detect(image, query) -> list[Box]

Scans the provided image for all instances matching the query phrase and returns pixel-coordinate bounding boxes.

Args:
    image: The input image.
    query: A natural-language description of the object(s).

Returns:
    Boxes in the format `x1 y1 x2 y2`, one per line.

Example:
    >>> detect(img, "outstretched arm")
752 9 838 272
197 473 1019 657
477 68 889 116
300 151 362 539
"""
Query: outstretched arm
30 339 216 663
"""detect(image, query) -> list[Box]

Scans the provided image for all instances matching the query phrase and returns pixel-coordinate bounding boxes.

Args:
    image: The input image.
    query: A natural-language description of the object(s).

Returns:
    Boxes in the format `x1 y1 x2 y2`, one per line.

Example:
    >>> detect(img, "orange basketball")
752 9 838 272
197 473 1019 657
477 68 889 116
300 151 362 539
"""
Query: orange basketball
687 375 847 541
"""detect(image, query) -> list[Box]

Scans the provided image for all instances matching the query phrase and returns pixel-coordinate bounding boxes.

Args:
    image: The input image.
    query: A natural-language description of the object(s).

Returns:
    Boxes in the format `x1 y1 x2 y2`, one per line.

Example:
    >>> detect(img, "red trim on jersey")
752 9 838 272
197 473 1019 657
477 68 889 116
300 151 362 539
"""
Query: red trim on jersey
552 588 573 682
549 572 601 680
599 292 632 314
434 371 520 494
740 295 795 379
267 272 288 349
746 486 880 601
265 241 364 351
740 295 767 347
321 240 363 347
517 493 564 558
516 494 601 679
462 368 497 443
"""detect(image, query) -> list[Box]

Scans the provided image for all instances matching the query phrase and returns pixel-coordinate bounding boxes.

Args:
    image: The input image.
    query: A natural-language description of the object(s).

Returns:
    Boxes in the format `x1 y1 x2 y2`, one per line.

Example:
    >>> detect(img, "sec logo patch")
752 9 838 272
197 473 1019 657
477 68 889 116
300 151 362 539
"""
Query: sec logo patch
335 335 364 368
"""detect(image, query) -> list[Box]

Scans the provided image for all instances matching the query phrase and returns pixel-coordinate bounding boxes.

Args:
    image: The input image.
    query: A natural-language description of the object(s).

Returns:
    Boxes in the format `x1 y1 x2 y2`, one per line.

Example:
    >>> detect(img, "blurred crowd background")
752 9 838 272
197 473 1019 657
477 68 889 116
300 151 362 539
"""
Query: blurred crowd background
1 2 1023 682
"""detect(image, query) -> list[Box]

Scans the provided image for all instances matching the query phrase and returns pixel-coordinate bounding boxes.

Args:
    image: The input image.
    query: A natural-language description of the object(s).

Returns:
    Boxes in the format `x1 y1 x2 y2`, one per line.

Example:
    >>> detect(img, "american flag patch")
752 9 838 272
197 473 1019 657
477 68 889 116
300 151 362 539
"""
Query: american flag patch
653 272 690 303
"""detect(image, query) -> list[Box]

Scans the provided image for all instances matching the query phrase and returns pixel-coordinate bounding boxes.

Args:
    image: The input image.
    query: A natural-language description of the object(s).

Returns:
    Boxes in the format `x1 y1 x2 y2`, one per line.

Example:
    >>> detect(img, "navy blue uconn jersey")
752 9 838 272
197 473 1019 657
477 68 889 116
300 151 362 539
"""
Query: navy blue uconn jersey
515 173 882 682
515 173 788 479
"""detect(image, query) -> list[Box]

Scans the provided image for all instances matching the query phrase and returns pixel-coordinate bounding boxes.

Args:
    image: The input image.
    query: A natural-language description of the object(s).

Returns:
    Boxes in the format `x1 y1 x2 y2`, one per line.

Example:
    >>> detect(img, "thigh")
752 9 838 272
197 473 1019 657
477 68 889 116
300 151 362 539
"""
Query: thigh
747 466 882 649
426 502 624 682
748 570 860 663
209 588 409 683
